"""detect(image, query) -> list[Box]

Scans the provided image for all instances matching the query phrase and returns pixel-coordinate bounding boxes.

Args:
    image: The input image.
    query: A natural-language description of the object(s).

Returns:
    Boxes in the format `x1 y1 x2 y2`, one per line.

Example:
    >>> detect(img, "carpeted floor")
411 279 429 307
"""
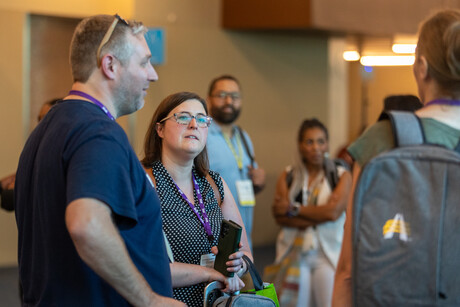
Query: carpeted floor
0 266 20 306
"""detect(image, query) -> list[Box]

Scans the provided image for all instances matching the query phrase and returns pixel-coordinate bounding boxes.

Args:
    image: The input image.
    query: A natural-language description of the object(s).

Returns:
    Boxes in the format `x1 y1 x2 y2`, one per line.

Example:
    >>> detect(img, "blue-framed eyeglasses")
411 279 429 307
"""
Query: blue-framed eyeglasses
160 111 212 128
96 14 129 67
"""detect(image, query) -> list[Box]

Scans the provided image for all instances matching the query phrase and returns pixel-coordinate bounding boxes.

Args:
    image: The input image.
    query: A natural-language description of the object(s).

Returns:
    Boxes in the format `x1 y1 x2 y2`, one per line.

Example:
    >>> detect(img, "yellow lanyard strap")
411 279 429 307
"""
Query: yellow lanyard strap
223 132 244 170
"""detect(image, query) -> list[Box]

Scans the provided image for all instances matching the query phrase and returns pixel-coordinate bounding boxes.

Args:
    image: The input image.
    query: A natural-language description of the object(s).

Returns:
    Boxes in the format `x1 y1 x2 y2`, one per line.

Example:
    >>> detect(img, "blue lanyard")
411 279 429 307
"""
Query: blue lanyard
68 90 115 121
424 99 460 107
173 173 214 243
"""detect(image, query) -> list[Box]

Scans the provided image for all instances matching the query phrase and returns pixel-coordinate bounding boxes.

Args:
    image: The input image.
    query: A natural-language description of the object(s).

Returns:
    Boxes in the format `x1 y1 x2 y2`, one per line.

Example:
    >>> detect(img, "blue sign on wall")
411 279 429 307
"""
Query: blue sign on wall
145 28 165 65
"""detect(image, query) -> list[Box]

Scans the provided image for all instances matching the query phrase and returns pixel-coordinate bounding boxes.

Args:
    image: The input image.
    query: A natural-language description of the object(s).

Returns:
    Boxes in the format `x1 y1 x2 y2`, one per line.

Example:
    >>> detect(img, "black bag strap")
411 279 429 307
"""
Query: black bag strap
379 110 425 147
323 157 339 190
285 167 294 189
144 167 175 263
236 126 255 167
242 255 264 291
455 140 460 154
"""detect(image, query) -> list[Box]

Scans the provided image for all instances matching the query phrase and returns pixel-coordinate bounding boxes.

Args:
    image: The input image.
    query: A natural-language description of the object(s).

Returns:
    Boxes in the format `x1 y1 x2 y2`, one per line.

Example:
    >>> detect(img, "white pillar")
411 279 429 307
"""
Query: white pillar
327 37 349 157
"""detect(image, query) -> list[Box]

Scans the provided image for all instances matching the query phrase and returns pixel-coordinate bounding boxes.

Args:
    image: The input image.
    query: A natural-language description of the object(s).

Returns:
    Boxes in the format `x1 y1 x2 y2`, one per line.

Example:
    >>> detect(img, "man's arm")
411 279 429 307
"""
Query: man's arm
332 163 361 307
1 173 16 212
65 198 184 307
248 165 265 194
271 169 315 229
0 173 15 190
0 188 14 211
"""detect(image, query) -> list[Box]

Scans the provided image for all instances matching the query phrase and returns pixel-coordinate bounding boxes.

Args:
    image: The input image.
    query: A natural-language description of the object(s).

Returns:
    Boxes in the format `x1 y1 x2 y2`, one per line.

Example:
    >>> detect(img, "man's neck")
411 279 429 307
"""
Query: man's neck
66 82 118 119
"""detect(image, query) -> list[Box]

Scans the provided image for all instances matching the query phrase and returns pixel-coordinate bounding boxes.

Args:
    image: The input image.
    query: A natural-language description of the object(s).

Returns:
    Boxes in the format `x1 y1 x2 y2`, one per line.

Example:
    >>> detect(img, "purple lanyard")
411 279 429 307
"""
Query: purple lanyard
68 90 115 121
425 99 460 107
174 174 214 243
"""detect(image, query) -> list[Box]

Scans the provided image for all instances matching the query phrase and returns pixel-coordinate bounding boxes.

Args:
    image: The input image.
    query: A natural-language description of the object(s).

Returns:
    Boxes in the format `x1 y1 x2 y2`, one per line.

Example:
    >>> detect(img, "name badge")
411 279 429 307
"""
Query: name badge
236 179 255 207
200 253 216 268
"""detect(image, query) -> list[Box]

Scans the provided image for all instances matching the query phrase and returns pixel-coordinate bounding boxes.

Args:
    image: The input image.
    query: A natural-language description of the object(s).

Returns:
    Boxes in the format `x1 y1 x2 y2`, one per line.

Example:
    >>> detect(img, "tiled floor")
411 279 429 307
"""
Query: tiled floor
0 244 275 306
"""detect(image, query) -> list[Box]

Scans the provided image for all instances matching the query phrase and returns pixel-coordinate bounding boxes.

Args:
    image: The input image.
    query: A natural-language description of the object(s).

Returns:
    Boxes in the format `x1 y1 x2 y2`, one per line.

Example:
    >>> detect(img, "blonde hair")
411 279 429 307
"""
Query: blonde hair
417 10 460 96
69 14 146 83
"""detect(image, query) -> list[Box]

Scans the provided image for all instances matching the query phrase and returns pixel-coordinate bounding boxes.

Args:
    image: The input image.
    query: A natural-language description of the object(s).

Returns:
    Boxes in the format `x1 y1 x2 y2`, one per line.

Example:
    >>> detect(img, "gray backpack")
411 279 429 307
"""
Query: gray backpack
352 111 460 306
212 293 276 307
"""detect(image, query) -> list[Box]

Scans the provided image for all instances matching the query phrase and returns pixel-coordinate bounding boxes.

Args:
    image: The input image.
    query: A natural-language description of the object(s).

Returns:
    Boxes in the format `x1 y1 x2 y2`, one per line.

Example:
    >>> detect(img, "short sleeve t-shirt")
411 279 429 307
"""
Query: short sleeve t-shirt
15 100 172 306
348 117 460 166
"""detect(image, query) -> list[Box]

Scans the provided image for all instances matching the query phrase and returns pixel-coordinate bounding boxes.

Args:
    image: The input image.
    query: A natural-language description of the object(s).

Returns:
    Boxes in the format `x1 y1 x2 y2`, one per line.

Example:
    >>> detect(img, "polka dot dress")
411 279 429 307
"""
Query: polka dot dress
152 161 225 307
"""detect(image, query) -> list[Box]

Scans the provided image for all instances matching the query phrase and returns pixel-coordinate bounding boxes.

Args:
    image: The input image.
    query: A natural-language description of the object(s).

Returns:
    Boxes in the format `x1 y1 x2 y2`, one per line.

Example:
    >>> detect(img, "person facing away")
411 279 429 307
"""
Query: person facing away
0 98 60 212
272 118 351 307
141 91 253 306
332 9 460 307
14 14 184 306
206 75 266 250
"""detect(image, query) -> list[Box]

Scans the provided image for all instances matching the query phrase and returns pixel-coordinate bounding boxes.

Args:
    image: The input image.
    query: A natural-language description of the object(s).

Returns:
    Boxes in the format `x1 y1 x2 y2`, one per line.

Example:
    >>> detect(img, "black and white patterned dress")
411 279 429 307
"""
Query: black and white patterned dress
151 161 225 307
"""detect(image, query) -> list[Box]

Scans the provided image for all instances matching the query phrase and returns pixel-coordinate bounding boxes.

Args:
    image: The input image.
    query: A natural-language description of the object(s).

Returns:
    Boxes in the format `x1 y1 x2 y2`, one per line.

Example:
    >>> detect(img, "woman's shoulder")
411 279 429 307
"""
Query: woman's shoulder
348 116 460 167
421 117 460 149
348 120 394 166
207 169 221 182
150 161 173 188
199 169 225 204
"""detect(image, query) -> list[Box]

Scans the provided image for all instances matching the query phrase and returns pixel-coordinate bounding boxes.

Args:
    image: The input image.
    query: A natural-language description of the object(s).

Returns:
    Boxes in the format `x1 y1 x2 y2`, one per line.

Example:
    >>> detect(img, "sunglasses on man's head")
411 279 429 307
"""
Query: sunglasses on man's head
96 14 129 67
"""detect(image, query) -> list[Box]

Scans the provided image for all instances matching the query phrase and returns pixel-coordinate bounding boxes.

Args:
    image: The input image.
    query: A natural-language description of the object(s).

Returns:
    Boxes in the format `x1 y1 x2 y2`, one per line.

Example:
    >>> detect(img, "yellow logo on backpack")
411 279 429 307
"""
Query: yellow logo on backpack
383 213 411 242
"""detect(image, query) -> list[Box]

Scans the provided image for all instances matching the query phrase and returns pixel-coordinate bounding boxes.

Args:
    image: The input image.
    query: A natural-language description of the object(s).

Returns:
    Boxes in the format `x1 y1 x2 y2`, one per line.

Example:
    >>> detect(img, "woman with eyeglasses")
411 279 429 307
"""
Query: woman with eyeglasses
141 92 252 307
271 118 351 307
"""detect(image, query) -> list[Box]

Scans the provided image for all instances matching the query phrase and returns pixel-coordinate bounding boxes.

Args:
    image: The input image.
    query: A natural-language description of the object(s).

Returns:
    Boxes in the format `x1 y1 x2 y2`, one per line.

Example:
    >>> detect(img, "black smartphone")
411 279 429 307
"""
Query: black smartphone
214 219 242 277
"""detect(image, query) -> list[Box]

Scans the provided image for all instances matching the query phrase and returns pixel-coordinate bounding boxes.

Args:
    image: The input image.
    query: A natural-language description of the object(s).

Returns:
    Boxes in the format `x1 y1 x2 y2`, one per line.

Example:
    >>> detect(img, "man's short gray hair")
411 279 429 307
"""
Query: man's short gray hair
69 14 147 83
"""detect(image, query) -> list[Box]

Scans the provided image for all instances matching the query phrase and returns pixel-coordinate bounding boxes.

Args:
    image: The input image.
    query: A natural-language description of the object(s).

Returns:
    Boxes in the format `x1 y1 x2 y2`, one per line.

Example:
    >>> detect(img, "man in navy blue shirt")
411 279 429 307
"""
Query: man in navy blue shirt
15 14 183 306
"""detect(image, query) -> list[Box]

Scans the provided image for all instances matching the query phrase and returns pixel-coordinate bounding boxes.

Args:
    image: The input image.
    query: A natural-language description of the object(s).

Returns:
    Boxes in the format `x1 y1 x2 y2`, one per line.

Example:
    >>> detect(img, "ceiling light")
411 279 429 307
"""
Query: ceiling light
392 43 417 54
343 51 360 61
360 55 415 66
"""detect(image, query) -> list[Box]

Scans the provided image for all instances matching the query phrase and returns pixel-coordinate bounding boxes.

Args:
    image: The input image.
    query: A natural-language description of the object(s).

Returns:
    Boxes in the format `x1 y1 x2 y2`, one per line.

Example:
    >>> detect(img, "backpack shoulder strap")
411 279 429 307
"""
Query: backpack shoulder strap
285 165 294 189
143 166 156 187
323 157 340 190
455 140 460 154
206 173 222 207
236 126 255 167
143 165 174 263
379 110 425 147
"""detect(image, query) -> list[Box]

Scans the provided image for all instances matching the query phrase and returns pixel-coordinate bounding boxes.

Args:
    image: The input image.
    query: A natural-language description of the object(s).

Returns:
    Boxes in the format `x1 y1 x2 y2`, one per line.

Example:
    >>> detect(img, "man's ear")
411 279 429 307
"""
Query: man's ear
99 54 118 80
156 122 164 138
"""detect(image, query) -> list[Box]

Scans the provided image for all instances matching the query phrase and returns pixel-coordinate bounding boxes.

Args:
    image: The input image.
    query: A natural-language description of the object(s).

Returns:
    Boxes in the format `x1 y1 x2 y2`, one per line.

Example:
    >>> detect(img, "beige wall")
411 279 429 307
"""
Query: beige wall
29 15 79 129
0 10 27 266
348 62 418 142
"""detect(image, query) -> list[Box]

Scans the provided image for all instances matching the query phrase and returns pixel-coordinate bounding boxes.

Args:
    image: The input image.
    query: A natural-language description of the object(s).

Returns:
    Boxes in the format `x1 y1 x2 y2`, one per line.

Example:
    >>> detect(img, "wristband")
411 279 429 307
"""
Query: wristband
287 203 301 217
